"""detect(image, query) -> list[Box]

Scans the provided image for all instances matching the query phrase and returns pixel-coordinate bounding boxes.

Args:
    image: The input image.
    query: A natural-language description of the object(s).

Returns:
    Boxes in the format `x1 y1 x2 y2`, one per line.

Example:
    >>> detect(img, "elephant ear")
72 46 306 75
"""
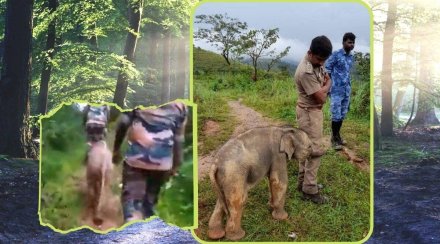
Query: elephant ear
280 134 295 160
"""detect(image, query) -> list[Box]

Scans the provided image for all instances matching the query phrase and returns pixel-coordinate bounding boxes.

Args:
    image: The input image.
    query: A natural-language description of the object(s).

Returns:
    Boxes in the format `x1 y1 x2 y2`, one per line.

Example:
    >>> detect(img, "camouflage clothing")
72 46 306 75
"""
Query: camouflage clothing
114 102 188 221
124 103 187 171
325 49 354 122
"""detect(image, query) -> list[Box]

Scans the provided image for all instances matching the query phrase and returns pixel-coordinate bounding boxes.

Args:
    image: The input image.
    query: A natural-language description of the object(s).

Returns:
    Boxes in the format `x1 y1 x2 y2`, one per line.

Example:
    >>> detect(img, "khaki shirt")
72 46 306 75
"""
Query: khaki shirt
294 55 326 108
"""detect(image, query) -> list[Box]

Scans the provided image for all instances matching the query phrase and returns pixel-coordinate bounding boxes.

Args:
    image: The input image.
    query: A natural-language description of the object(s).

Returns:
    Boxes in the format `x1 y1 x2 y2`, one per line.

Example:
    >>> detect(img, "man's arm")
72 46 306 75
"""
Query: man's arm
312 73 332 104
171 107 188 176
112 113 131 164
325 52 336 78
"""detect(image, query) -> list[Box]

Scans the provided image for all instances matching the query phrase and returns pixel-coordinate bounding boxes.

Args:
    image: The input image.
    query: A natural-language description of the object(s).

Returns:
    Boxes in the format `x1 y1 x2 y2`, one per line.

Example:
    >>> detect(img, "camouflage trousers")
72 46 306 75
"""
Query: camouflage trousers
330 85 351 122
121 161 170 222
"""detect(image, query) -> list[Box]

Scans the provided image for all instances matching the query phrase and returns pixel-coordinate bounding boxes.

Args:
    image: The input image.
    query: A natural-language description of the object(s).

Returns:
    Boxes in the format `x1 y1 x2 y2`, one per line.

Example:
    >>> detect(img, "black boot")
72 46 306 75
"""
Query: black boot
331 121 343 150
338 120 347 145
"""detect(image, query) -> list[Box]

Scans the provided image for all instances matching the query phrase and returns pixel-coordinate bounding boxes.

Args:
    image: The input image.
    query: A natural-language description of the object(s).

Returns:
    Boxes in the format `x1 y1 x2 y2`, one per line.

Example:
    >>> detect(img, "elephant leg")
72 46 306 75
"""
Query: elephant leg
269 169 288 220
268 174 274 208
225 185 246 240
208 199 226 239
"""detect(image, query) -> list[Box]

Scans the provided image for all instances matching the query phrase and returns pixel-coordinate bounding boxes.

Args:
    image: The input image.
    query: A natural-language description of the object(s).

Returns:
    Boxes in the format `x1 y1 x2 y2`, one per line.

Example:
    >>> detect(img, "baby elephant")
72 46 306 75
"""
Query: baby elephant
208 126 312 240
86 140 113 226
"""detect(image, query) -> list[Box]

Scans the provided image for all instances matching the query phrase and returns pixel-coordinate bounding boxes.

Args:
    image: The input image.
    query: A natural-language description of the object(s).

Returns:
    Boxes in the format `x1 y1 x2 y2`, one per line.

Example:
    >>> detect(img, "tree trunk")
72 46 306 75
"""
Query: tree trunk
374 106 382 151
148 30 160 71
252 58 257 81
37 0 58 115
410 40 439 126
174 35 186 99
0 0 37 158
380 0 397 137
161 31 171 103
393 12 418 120
112 0 143 108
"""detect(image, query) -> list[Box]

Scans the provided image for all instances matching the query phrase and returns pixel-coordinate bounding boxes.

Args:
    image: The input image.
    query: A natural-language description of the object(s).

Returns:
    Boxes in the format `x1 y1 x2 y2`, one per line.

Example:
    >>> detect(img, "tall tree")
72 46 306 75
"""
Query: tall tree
113 0 143 108
380 0 397 137
0 0 37 158
175 33 187 99
37 0 58 115
238 28 290 81
410 35 439 125
194 13 247 66
392 5 418 119
161 30 171 103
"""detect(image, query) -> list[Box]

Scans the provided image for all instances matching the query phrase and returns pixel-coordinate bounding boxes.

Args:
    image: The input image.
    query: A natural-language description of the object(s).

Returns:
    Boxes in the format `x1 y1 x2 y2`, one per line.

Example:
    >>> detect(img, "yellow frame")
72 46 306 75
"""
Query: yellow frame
37 99 198 234
189 0 374 243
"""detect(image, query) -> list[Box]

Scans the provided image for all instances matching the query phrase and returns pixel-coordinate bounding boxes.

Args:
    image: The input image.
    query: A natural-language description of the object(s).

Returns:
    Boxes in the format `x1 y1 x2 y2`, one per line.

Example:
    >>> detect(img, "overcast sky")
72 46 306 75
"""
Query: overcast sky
193 2 371 62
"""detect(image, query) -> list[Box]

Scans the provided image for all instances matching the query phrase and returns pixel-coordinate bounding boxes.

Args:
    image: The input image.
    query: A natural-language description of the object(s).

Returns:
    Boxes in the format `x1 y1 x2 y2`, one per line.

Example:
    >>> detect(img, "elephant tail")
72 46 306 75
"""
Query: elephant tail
209 163 229 216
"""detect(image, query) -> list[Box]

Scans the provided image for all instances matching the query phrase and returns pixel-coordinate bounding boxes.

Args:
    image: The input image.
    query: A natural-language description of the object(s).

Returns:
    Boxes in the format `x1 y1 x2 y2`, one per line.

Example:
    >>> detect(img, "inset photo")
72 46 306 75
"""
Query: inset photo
38 101 195 233
193 1 371 242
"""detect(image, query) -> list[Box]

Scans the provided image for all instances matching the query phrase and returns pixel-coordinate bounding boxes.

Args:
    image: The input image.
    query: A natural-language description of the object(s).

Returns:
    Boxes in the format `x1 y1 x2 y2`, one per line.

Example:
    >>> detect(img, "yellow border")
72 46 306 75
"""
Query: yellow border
190 0 374 243
37 99 197 234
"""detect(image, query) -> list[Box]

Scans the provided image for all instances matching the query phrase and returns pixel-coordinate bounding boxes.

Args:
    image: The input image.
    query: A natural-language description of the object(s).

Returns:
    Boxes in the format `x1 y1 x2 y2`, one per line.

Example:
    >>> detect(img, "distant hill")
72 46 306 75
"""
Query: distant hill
241 57 298 75
193 46 296 75
193 46 232 74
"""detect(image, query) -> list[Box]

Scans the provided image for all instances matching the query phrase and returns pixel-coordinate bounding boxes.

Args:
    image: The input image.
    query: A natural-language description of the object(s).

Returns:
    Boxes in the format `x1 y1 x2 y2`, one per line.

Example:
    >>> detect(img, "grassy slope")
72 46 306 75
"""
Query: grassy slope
194 48 370 242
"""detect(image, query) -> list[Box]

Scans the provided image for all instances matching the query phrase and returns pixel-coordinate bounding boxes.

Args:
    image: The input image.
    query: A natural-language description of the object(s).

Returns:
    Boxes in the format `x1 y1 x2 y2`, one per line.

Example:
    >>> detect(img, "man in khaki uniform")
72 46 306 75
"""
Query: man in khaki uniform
294 36 333 204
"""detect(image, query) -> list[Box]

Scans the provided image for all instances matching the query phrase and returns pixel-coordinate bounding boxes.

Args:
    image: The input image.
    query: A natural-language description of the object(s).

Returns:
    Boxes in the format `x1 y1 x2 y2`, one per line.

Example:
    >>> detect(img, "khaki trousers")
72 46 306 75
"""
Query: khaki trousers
296 106 323 194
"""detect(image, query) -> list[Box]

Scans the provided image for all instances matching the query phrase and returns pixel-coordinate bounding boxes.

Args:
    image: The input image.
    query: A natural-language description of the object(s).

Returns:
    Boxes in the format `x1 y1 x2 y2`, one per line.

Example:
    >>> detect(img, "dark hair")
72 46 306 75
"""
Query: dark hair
310 35 332 58
343 32 356 42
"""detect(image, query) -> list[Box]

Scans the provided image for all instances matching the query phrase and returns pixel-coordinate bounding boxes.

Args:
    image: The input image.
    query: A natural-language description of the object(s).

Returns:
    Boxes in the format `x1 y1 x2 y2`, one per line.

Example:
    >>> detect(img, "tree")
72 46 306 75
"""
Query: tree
113 0 143 108
194 13 247 66
374 106 381 150
410 36 439 126
37 0 58 115
174 30 188 99
238 28 290 81
161 30 171 103
0 0 37 158
266 46 291 73
380 0 397 137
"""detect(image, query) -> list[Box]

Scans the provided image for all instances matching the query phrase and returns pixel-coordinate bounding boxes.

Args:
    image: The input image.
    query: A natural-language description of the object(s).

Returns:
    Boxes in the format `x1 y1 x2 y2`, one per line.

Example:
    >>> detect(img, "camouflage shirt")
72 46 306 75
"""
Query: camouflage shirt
124 102 187 171
325 49 354 89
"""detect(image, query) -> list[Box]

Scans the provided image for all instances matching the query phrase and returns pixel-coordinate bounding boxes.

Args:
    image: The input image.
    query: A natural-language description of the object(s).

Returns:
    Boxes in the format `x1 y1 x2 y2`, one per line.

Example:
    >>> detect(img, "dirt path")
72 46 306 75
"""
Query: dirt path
0 159 196 243
76 167 123 231
368 128 440 243
198 100 367 179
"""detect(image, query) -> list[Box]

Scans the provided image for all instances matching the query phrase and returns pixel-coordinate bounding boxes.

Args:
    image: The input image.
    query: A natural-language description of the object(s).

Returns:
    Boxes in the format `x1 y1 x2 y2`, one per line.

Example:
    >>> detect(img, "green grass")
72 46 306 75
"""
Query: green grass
197 151 369 242
40 104 195 230
195 79 237 155
195 67 370 241
375 137 440 166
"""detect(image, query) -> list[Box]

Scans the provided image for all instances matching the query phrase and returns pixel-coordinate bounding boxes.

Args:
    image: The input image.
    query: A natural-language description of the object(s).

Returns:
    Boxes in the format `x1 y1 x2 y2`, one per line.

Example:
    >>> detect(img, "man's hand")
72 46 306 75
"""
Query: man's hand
113 151 122 165
324 73 331 86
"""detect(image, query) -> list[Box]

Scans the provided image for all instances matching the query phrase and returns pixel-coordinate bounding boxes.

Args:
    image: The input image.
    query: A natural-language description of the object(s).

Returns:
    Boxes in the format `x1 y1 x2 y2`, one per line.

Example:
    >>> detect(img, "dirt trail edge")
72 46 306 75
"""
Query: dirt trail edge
198 100 367 179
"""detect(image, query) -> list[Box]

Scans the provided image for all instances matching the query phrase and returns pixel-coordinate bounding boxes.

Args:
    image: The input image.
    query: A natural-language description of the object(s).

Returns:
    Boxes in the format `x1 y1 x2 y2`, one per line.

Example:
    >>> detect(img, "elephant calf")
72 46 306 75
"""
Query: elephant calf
208 126 312 240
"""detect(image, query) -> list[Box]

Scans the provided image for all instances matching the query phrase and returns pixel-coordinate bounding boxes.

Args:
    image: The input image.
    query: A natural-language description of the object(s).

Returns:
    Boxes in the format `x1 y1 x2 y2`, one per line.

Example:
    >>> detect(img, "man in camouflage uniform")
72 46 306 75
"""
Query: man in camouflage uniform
294 36 333 204
112 102 188 222
325 32 356 150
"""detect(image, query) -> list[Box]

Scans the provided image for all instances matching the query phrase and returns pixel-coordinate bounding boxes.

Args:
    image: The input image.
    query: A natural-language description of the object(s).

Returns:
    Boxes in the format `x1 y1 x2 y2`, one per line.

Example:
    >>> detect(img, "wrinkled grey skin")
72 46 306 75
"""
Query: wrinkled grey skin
208 126 312 241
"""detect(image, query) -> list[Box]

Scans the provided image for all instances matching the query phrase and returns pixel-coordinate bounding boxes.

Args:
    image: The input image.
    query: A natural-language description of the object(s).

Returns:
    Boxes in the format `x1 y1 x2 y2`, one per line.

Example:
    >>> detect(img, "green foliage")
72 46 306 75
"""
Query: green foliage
40 104 87 229
347 79 370 120
156 159 194 227
352 52 370 85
